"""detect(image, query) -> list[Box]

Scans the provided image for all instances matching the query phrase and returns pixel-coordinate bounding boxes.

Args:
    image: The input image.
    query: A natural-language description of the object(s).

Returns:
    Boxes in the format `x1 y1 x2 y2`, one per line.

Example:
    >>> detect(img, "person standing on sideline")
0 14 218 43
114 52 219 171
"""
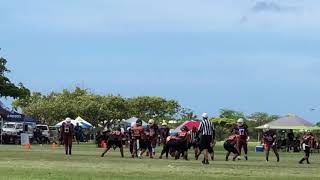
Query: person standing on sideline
61 118 75 158
74 123 83 144
197 113 214 165
287 129 294 152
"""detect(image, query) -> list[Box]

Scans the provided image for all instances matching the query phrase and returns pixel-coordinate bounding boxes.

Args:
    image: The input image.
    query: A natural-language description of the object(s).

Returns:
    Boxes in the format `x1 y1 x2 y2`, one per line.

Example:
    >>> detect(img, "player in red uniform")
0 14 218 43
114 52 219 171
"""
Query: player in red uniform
262 124 280 162
299 130 314 164
61 118 74 157
159 134 177 159
175 126 190 160
159 126 190 160
224 133 240 161
131 119 145 158
101 126 124 158
159 121 170 145
139 128 153 158
147 119 159 156
233 118 249 160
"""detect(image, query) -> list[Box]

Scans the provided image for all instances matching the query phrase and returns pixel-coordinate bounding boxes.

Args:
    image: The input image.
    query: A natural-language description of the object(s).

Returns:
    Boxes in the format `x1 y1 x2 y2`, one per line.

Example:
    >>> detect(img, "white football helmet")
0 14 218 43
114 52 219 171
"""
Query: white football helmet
66 117 72 124
263 124 270 132
237 118 244 125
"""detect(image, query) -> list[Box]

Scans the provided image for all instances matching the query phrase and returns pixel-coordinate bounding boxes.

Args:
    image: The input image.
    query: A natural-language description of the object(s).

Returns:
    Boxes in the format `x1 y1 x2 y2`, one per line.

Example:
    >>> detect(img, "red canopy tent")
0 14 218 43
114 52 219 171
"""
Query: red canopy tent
173 120 201 132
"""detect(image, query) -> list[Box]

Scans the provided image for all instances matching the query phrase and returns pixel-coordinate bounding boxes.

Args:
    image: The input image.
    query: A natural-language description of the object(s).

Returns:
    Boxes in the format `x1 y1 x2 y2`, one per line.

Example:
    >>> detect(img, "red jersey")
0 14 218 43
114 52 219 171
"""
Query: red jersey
144 130 153 140
178 131 188 138
109 130 123 141
262 130 276 144
132 125 144 138
302 135 314 146
226 134 240 145
148 124 159 138
61 123 74 137
172 131 187 141
160 127 170 138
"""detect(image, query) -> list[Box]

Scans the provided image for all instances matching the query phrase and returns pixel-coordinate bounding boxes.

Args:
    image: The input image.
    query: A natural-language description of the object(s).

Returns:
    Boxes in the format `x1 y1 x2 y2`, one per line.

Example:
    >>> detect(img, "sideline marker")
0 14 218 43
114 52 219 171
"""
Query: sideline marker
25 144 31 151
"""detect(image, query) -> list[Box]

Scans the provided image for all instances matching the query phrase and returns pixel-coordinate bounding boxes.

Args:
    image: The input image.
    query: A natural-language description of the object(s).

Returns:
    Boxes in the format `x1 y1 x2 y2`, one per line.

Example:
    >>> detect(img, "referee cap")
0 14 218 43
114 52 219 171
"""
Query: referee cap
202 113 208 119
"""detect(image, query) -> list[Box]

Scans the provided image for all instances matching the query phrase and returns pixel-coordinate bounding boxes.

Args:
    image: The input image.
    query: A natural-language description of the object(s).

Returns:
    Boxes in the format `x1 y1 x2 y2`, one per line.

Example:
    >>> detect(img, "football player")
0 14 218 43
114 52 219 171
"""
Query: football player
262 124 280 162
233 118 249 160
131 119 145 158
299 130 314 164
61 118 74 157
224 132 240 161
101 126 124 158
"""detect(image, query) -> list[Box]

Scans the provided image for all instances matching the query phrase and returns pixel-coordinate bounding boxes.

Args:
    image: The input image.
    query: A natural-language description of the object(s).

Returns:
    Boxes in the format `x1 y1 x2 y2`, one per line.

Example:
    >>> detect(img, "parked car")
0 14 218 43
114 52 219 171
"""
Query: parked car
1 122 23 144
35 124 50 144
36 124 49 138
2 122 23 136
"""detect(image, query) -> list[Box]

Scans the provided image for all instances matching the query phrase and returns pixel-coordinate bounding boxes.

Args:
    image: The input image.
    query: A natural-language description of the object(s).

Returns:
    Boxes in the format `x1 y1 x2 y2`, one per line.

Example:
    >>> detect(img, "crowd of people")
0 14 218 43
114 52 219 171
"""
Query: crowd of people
60 115 317 164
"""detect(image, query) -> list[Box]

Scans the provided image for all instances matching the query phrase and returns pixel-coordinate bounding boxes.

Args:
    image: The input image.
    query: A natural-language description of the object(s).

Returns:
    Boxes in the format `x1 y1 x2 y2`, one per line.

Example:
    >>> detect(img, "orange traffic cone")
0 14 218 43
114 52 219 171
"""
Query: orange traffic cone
51 143 57 151
25 144 31 151
101 140 107 150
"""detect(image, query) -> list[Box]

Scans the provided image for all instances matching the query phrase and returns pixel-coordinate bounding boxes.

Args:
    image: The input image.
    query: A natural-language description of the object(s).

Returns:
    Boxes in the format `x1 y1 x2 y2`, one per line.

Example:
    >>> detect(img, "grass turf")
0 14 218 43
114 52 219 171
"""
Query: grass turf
0 143 319 180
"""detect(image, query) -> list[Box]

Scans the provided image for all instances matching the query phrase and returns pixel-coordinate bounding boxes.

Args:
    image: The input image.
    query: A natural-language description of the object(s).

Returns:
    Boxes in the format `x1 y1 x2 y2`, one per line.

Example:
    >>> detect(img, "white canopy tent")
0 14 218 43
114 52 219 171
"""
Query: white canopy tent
55 117 93 128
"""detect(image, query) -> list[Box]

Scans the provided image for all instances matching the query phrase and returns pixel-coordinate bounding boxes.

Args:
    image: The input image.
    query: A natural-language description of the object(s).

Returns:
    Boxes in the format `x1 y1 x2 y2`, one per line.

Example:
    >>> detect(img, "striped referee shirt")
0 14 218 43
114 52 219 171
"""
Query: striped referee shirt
198 119 214 136
190 130 199 143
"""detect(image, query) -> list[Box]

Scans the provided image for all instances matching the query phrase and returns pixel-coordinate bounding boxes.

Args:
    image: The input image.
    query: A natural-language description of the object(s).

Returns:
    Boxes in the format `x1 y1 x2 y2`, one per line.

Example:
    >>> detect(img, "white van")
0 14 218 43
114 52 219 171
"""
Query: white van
2 122 23 136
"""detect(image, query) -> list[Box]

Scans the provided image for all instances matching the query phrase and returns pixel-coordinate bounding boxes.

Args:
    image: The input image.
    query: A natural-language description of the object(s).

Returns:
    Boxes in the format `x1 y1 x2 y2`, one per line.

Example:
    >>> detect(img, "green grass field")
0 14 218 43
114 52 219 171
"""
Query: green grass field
0 143 319 180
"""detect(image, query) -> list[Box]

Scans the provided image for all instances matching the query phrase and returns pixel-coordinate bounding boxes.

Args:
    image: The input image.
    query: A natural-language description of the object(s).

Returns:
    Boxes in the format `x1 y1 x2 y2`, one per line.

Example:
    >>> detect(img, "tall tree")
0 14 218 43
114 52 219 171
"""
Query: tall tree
179 108 197 121
248 112 270 125
219 109 245 120
0 57 30 98
127 96 180 122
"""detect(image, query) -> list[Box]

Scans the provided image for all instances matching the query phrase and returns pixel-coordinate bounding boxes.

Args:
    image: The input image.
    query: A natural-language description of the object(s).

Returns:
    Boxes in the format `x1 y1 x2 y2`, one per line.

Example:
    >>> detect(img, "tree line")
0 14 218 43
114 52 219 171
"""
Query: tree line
211 109 280 141
12 86 280 140
12 87 182 127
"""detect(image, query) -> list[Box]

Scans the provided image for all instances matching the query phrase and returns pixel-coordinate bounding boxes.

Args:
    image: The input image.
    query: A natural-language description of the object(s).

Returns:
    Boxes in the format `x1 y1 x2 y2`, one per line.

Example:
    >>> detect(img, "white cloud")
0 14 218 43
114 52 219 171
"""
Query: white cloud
2 0 320 33
251 1 296 13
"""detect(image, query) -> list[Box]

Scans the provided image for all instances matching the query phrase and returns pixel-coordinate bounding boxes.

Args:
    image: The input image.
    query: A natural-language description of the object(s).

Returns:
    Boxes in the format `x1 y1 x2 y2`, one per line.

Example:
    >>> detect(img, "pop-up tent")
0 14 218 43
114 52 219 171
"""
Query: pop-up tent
172 120 201 133
256 116 320 130
0 103 24 121
74 116 93 128
121 117 147 128
0 101 36 123
55 117 93 128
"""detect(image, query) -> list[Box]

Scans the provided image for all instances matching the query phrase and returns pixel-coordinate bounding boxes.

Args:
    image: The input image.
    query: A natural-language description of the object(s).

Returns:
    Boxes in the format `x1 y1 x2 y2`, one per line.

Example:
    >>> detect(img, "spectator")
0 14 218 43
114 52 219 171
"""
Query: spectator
74 123 83 144
95 131 102 147
33 126 43 144
293 137 301 152
287 129 294 152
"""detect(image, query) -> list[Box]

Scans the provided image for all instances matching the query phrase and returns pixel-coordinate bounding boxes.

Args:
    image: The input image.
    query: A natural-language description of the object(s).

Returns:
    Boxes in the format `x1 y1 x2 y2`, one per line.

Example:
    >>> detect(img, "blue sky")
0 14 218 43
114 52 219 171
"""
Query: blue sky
1 0 320 122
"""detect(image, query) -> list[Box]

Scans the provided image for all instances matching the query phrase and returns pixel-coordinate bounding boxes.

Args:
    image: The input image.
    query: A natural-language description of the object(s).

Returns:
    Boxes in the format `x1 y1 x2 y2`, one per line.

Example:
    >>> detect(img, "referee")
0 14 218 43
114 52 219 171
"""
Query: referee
198 113 214 165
